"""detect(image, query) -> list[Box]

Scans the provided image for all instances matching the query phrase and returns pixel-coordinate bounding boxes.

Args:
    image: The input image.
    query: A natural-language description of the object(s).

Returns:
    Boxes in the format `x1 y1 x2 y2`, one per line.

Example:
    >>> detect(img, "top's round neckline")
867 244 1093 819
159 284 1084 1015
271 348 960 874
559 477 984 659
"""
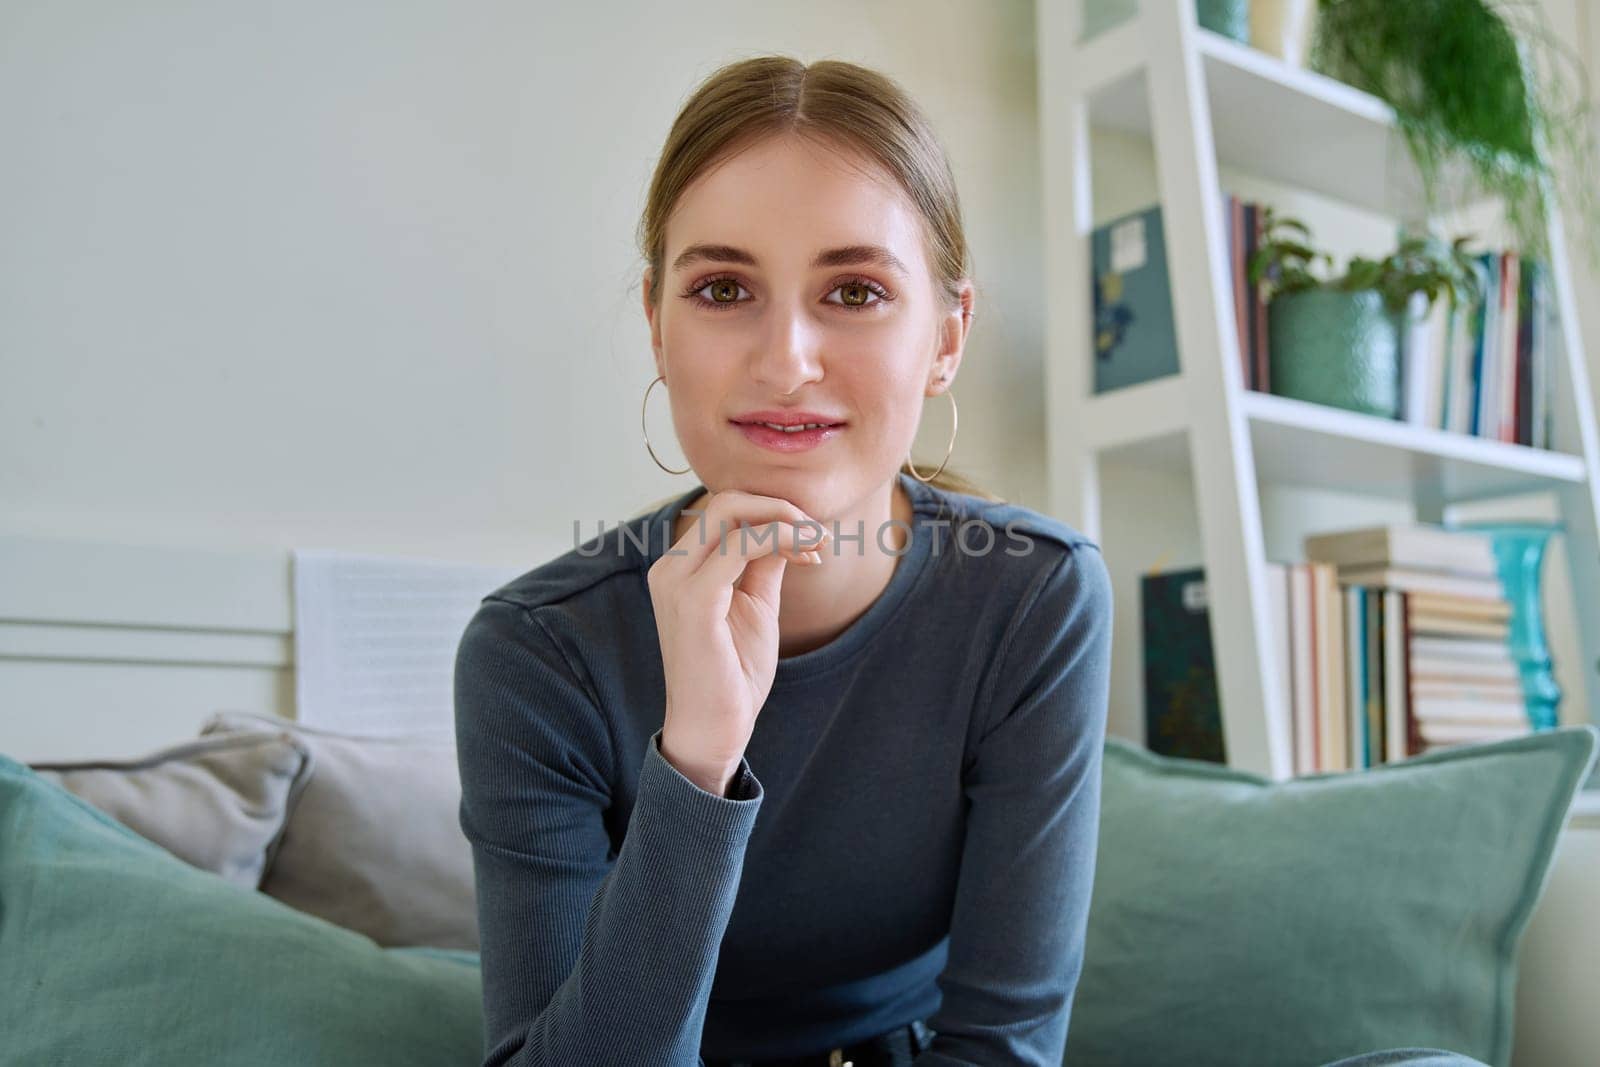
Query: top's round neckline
637 471 943 684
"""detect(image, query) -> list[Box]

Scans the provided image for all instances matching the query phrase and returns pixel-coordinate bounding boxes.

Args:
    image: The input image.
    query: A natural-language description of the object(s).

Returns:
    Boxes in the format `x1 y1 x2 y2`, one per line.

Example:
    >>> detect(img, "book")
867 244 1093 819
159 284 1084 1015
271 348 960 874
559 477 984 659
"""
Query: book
1337 566 1502 600
1403 592 1426 756
1317 562 1348 771
1141 567 1226 762
1407 613 1510 640
1412 700 1530 726
1447 290 1478 435
1227 194 1248 386
1412 680 1525 702
1498 252 1521 444
1529 260 1551 448
1092 204 1180 394
1220 191 1277 392
1435 293 1461 432
1418 718 1533 744
1303 524 1497 576
1383 589 1409 762
1471 251 1499 438
1405 591 1512 621
1411 635 1515 661
1411 658 1520 683
1289 563 1319 774
1251 203 1270 392
1347 584 1366 768
1366 588 1384 764
1267 561 1294 776
1402 291 1442 428
1516 259 1534 446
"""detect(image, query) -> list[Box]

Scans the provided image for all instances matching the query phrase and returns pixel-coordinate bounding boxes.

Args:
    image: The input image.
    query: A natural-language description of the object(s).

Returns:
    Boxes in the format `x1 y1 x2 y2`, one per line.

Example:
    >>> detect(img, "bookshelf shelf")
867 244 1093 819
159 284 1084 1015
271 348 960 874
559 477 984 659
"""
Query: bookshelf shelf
1085 381 1587 503
1038 0 1600 781
1244 392 1588 501
1080 377 1189 452
1081 23 1472 217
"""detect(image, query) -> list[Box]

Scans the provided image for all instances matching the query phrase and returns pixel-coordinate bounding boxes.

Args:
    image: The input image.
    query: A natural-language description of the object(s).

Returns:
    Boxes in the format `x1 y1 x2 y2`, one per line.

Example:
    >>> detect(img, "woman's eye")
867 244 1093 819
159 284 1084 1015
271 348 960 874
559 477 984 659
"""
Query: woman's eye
692 278 748 308
827 282 881 309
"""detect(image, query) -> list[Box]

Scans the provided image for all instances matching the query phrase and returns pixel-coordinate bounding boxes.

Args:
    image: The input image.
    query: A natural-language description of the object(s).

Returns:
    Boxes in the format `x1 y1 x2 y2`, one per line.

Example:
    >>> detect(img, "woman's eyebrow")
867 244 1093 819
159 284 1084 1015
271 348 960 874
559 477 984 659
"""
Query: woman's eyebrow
671 243 910 279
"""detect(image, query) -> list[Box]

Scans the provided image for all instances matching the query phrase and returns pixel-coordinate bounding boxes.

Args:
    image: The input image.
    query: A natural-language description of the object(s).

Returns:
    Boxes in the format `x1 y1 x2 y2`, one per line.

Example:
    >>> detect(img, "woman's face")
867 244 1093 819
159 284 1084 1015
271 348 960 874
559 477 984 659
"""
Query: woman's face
642 132 971 522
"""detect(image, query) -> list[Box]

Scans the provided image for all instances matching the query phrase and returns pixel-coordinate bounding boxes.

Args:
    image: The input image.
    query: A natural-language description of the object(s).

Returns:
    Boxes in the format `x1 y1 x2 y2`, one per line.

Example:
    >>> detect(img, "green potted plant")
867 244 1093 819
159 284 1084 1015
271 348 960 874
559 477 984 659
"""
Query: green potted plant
1310 0 1600 270
1247 207 1482 418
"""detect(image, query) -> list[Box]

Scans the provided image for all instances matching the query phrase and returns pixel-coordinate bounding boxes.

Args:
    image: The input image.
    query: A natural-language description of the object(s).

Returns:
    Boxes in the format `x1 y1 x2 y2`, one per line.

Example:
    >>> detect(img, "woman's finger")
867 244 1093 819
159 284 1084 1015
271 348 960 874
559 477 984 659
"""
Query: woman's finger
666 490 824 573
733 549 790 615
689 519 818 597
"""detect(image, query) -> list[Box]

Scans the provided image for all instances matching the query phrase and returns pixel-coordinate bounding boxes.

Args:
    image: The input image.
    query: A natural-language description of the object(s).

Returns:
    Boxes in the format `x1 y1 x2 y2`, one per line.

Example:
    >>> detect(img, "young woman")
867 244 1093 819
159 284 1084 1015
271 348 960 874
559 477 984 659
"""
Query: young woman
453 55 1114 1067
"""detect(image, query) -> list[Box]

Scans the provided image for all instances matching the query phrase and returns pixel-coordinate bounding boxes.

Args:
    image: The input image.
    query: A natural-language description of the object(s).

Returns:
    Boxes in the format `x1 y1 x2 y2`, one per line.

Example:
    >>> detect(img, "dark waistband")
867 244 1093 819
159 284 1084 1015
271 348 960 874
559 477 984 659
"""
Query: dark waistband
703 1019 933 1067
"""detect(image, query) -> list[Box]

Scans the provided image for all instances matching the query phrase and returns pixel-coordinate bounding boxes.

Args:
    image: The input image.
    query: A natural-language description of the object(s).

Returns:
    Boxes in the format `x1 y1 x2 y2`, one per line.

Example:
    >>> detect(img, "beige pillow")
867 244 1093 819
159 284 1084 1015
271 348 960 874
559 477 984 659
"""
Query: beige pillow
200 711 476 950
31 732 312 889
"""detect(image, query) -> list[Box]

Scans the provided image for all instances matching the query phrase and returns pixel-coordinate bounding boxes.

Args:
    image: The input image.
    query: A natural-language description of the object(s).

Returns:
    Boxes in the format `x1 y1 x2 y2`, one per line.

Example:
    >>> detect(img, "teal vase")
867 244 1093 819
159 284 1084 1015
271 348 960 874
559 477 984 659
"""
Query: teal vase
1266 289 1405 418
1447 520 1564 731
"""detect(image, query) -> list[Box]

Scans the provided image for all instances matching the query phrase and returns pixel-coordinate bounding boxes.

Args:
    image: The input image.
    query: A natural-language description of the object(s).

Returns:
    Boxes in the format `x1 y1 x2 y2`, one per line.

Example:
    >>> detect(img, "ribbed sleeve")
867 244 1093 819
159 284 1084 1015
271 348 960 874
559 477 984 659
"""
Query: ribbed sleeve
453 597 763 1067
916 543 1114 1066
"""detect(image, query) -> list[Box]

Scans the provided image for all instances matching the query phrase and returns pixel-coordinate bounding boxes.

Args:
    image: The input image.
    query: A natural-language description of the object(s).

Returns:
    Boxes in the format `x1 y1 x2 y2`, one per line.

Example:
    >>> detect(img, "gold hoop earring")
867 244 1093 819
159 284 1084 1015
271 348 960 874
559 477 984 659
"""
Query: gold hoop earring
641 374 692 476
906 382 957 483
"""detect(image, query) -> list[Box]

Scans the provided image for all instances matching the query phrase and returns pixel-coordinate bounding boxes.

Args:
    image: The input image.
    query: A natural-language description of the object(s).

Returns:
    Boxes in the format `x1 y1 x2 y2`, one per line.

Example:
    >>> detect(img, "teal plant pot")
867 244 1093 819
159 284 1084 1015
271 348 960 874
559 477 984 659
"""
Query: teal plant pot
1198 0 1250 42
1266 289 1404 418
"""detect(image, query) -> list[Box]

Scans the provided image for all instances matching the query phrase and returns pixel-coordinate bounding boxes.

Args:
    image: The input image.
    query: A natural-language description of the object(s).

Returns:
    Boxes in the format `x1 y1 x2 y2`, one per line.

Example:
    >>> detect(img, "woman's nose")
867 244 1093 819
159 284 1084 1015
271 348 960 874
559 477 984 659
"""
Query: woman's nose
750 300 824 393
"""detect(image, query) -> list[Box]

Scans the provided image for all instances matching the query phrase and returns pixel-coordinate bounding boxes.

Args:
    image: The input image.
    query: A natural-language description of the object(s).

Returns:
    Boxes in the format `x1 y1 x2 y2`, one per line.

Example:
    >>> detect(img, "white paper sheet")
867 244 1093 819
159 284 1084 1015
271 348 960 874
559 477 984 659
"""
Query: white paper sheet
291 548 523 738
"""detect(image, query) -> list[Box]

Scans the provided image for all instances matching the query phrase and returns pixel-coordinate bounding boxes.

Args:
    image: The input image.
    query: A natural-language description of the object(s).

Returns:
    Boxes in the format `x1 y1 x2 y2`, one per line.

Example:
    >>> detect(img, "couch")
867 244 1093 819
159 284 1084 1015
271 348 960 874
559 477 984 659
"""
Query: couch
2 710 1593 1066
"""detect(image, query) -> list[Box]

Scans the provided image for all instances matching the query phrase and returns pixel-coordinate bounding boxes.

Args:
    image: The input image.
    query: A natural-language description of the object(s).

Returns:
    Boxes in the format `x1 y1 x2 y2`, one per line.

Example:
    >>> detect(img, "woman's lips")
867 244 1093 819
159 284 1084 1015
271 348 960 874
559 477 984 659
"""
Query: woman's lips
731 420 846 453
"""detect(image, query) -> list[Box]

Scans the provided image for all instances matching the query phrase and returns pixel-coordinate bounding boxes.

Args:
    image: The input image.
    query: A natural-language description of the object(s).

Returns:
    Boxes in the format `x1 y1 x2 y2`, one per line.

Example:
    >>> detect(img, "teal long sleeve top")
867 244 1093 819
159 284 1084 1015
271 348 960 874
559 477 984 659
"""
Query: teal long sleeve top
453 471 1114 1066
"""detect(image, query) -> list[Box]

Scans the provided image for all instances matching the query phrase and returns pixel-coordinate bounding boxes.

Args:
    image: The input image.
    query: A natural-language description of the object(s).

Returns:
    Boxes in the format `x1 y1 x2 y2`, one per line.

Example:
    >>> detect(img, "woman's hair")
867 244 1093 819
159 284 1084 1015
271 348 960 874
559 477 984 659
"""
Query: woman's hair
637 53 1002 505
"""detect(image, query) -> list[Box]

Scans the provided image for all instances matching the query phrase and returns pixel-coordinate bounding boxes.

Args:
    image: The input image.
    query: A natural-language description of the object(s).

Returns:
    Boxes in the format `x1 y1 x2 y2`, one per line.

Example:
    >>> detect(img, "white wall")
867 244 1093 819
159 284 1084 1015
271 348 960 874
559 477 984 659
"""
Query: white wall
0 0 1049 576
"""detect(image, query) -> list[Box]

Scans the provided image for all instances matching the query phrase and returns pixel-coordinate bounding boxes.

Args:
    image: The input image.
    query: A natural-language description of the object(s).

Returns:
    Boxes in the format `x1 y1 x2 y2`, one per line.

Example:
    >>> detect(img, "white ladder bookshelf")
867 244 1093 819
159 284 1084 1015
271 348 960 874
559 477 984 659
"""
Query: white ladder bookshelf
1035 0 1600 780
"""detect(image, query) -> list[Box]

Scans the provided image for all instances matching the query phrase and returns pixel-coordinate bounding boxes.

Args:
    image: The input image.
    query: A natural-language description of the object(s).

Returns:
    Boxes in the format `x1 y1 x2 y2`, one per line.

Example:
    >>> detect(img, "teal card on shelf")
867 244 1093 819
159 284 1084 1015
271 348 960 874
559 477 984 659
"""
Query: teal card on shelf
1091 204 1181 394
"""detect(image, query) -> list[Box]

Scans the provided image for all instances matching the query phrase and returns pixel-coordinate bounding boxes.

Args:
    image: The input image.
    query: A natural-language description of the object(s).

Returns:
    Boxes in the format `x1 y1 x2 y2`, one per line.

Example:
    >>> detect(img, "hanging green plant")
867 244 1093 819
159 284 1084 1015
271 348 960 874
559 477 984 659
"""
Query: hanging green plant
1310 0 1600 269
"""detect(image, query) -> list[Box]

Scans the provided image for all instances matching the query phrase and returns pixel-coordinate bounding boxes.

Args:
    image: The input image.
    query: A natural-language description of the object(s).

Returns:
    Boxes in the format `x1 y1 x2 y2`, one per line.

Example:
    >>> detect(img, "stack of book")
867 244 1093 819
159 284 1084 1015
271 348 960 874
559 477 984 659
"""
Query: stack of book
1403 250 1552 448
1140 524 1530 774
1293 524 1527 771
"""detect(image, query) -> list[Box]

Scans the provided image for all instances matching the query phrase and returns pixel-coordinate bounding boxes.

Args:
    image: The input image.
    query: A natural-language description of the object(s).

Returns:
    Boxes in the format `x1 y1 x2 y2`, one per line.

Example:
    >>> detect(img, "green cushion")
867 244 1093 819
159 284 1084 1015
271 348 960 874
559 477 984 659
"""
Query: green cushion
1066 725 1599 1067
0 753 484 1066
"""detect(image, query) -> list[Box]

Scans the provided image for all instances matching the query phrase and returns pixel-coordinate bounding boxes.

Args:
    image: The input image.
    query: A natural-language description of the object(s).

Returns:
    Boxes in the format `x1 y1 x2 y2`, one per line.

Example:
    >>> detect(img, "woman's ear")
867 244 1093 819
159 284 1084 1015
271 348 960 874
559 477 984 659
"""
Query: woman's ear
642 267 665 377
931 282 975 392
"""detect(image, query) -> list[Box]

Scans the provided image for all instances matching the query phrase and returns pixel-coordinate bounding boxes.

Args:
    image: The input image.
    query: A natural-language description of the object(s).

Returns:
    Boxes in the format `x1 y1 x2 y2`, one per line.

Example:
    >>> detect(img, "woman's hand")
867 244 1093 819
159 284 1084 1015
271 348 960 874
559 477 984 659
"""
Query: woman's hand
646 489 828 796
